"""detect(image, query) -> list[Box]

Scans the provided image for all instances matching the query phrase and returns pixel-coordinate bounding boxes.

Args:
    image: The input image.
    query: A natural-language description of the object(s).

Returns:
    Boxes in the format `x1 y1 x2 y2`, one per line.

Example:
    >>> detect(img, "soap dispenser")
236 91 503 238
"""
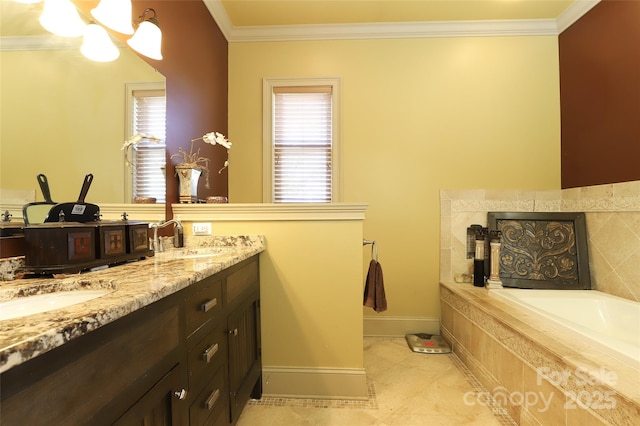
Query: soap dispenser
174 223 184 248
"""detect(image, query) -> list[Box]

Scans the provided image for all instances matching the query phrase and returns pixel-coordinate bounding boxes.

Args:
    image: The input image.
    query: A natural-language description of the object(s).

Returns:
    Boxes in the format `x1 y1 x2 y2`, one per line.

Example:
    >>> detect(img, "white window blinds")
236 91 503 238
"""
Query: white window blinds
132 90 166 203
273 86 333 203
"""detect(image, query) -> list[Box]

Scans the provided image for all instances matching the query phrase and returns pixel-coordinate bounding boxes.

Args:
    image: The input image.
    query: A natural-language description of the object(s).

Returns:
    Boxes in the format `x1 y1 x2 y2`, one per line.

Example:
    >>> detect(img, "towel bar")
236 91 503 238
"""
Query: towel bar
363 239 378 261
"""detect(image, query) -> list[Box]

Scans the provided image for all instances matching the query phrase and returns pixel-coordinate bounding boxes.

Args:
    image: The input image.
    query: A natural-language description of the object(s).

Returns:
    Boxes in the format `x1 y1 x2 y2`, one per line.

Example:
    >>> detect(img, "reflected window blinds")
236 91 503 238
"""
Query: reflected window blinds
132 90 166 203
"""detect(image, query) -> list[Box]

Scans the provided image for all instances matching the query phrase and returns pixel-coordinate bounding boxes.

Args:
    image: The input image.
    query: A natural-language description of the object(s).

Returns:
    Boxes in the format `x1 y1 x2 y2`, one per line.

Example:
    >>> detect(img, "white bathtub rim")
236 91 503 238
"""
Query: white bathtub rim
489 288 640 371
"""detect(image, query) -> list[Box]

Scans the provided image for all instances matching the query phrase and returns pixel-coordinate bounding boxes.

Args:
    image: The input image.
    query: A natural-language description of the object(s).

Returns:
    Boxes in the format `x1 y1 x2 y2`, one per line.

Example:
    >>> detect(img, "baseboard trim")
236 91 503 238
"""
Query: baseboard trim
261 367 368 400
363 316 440 337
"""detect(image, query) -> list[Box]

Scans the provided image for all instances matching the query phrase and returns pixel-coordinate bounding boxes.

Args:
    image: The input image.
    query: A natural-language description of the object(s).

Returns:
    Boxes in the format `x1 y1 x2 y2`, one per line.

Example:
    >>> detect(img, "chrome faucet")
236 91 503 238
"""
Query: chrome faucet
150 219 183 252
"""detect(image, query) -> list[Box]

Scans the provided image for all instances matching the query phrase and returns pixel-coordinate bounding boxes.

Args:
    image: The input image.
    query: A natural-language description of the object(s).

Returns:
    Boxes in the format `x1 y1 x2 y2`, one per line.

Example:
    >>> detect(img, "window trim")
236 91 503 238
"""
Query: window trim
262 77 342 203
124 82 166 203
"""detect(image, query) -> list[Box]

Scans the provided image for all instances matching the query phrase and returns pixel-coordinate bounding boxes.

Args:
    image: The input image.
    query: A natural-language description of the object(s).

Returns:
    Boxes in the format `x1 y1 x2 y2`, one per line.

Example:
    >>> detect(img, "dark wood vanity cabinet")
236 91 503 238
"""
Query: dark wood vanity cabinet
226 260 262 424
0 292 186 425
0 255 261 426
185 256 262 426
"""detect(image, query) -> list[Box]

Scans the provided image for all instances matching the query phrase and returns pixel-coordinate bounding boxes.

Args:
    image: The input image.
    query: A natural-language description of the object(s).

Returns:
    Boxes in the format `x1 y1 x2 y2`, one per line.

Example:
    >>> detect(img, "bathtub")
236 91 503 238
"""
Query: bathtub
489 289 640 369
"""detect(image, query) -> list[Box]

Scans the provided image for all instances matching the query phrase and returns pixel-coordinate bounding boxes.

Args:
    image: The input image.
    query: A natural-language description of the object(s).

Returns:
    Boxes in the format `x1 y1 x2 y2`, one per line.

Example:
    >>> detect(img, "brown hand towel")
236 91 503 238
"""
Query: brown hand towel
364 259 387 313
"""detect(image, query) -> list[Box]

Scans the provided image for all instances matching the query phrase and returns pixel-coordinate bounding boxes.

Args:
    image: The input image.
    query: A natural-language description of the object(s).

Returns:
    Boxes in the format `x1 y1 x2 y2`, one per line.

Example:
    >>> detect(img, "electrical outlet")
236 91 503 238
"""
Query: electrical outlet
192 222 212 236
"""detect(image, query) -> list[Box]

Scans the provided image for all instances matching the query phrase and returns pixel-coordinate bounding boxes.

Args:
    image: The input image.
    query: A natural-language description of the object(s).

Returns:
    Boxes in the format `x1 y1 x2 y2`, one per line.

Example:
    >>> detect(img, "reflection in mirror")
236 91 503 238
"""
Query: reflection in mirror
0 0 166 209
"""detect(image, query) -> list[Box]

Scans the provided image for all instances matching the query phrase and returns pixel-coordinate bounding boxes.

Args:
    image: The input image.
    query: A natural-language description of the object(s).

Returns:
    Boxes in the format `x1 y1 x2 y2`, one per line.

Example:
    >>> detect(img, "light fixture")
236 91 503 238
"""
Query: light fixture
127 8 163 60
39 0 86 37
81 23 120 62
91 0 134 35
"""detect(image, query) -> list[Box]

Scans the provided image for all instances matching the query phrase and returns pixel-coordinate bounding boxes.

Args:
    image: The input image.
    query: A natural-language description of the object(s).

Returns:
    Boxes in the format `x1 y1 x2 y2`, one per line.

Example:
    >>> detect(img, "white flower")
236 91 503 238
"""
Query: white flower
202 131 232 149
121 133 161 150
173 131 233 184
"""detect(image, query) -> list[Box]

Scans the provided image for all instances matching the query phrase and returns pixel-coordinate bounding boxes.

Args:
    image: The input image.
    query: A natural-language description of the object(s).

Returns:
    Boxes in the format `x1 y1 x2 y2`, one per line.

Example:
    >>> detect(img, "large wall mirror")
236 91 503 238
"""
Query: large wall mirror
0 1 166 214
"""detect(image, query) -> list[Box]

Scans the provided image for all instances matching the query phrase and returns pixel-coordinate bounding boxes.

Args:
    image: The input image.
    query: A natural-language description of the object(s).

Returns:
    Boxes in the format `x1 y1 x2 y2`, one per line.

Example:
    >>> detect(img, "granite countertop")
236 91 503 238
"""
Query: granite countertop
0 235 265 374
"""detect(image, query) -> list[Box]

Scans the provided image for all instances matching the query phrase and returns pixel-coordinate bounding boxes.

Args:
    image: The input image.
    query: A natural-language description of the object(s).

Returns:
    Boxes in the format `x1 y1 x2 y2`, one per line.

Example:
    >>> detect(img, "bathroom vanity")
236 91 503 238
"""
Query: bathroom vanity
0 236 264 425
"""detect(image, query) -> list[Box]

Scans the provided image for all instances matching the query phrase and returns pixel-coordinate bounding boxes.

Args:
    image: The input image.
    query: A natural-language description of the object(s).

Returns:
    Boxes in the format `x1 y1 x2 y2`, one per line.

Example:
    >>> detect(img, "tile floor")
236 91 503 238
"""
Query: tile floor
236 337 516 425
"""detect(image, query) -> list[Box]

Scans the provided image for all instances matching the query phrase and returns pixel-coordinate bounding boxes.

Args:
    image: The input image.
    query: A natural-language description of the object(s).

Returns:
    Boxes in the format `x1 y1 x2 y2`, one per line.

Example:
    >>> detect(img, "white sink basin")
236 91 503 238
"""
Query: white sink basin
0 290 108 321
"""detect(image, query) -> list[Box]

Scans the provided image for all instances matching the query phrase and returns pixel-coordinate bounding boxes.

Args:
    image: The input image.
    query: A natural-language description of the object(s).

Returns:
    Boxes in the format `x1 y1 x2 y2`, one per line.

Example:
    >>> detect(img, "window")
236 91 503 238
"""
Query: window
125 83 166 203
263 78 341 203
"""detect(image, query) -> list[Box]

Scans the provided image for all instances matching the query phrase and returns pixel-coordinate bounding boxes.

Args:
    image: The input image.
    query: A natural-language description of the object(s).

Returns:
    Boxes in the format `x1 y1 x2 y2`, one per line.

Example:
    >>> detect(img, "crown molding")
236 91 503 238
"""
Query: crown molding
203 0 234 41
226 19 559 42
556 0 600 33
0 35 81 51
205 0 600 43
0 33 126 52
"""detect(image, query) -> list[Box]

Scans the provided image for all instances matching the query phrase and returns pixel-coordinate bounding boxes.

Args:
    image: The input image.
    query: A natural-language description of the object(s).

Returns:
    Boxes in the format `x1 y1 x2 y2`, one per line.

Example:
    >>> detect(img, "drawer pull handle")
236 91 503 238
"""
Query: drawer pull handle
174 389 187 400
204 389 220 410
202 343 219 363
229 328 238 336
201 298 218 313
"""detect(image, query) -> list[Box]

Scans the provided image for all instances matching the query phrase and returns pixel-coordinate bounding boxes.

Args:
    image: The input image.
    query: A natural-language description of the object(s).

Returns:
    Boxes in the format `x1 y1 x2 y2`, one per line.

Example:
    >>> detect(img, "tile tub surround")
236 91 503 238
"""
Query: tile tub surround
440 282 640 426
0 235 265 373
440 180 640 302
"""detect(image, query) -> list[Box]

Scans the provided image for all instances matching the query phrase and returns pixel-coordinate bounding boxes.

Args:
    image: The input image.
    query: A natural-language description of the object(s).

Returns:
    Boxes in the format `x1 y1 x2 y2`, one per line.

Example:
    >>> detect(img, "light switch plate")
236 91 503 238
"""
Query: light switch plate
192 222 212 236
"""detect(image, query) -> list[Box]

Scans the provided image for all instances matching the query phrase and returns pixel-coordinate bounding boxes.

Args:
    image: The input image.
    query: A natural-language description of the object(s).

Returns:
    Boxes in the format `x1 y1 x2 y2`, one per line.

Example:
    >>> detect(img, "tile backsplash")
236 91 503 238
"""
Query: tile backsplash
440 180 640 302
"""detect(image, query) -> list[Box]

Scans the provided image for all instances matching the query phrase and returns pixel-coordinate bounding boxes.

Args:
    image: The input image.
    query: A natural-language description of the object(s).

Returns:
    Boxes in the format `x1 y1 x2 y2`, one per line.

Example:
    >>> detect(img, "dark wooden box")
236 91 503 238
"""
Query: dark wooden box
95 222 127 259
125 221 150 254
23 221 153 274
24 223 96 271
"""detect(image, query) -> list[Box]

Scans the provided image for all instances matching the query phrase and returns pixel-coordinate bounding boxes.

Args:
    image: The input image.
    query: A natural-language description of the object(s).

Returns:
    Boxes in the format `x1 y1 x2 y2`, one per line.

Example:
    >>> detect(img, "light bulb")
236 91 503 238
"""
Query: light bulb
91 0 134 35
39 0 86 38
127 19 162 60
81 23 120 62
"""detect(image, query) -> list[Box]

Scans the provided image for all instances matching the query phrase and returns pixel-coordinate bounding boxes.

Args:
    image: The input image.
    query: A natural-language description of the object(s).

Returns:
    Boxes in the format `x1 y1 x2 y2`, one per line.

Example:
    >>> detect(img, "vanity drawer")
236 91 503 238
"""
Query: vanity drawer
188 323 226 390
189 366 227 426
186 276 223 336
225 259 259 306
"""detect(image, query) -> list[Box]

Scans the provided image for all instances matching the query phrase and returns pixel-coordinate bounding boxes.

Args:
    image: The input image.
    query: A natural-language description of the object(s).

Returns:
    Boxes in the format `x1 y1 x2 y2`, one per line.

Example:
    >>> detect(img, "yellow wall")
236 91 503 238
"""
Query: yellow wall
228 36 561 326
211 220 364 368
1 47 163 203
176 206 368 398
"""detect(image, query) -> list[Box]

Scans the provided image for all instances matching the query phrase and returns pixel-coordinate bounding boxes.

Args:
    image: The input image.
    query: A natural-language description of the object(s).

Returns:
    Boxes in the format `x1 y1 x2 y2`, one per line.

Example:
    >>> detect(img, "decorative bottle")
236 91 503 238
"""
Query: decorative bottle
473 232 485 287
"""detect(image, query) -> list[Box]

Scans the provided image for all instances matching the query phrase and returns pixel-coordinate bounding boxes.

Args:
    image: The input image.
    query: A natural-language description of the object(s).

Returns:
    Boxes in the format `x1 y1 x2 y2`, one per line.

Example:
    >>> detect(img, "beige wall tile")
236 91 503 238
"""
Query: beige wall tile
440 248 452 282
496 344 524 395
493 343 524 421
613 181 640 198
471 324 496 377
520 408 543 426
566 403 611 426
453 310 472 349
523 365 567 426
581 184 614 199
590 214 637 269
440 301 453 333
440 181 640 303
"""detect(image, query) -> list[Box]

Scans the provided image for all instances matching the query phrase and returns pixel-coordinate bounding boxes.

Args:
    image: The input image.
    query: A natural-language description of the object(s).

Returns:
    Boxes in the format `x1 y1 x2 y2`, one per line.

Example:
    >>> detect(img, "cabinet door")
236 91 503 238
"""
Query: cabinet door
114 364 185 426
1 301 181 425
227 296 262 424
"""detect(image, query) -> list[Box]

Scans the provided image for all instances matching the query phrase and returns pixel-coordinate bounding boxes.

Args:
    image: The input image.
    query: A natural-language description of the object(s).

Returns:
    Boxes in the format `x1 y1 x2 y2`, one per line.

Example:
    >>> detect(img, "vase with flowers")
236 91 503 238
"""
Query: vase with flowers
171 132 232 203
